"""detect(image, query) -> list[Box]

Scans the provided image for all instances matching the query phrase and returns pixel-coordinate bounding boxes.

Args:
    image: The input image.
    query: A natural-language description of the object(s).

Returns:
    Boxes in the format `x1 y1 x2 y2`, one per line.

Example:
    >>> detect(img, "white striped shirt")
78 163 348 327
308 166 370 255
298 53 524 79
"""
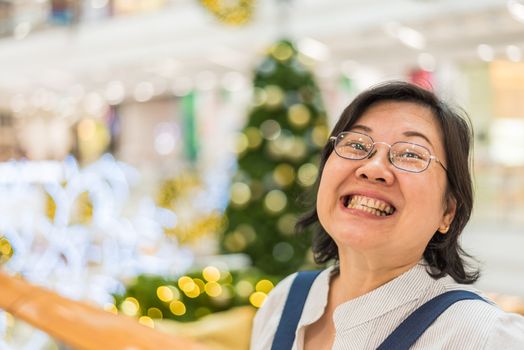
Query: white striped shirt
250 261 524 349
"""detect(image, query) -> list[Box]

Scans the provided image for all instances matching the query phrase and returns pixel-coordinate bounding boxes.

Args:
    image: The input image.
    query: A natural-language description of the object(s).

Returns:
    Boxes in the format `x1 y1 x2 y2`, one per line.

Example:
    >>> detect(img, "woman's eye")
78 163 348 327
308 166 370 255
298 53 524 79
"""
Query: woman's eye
399 151 422 159
345 142 367 151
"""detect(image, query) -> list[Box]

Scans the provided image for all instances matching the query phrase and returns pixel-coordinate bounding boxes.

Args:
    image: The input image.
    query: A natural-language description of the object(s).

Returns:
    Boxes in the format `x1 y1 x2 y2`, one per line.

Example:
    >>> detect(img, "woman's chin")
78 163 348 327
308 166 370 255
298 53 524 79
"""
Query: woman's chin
331 229 388 251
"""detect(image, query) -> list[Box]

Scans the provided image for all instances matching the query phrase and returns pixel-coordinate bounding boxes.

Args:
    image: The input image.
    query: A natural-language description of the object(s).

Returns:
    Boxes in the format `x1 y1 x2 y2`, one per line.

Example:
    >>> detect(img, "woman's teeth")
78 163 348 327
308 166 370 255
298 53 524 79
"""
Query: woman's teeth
346 195 395 217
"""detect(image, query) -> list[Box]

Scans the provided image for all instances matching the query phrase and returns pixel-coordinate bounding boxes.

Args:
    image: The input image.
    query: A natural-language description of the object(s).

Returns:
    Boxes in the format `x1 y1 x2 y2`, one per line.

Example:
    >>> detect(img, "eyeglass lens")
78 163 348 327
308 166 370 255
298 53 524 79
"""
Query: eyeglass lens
334 132 432 172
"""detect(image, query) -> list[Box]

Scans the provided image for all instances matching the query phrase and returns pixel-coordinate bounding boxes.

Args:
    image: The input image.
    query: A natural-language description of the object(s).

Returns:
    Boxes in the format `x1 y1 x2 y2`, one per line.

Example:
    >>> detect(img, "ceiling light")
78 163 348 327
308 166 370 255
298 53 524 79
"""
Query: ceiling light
134 82 154 102
477 44 494 62
68 84 85 102
397 27 425 50
154 132 176 155
84 92 106 115
384 22 425 50
507 0 524 22
506 45 522 62
105 81 125 105
298 38 330 61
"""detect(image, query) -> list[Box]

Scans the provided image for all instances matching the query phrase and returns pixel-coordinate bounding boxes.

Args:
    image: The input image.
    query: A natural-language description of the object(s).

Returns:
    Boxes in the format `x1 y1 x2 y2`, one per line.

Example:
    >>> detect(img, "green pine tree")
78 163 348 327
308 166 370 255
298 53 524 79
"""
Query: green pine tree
114 40 329 322
221 39 328 278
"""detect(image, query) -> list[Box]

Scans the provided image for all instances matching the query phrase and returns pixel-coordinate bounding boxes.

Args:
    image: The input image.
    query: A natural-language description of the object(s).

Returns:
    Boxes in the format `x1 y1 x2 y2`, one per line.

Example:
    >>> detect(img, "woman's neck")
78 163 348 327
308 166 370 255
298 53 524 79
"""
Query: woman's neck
331 253 420 303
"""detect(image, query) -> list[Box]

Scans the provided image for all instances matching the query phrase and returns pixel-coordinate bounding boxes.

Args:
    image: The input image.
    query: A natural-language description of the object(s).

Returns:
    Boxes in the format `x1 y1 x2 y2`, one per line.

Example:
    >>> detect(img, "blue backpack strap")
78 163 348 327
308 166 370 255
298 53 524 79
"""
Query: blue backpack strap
271 270 322 350
377 290 487 350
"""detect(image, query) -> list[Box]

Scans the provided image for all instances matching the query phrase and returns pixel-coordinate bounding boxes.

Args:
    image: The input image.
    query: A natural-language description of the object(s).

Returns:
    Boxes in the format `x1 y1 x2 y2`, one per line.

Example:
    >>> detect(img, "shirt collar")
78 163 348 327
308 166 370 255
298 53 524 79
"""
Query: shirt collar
297 261 436 331
332 261 435 330
299 266 335 326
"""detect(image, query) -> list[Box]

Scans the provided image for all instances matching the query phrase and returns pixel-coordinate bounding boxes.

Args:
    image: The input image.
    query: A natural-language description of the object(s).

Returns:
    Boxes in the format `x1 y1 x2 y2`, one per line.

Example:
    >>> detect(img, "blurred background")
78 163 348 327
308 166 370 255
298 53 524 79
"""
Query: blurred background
0 0 524 349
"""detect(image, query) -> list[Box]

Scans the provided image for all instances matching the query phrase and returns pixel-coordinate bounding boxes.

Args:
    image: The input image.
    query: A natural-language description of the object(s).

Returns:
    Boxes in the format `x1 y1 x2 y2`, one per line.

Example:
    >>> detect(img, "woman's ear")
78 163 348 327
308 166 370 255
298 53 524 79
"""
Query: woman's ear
438 195 457 234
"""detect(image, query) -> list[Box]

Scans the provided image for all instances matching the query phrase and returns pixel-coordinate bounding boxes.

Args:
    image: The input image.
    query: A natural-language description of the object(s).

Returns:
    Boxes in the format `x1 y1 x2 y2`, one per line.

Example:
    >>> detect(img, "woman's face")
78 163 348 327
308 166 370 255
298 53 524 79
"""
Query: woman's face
317 101 456 263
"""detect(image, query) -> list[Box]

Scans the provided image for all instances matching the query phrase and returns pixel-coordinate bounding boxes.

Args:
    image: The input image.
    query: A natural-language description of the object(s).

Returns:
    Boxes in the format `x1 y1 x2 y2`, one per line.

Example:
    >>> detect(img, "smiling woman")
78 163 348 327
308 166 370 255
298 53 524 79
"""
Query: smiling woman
250 81 524 350
316 99 457 276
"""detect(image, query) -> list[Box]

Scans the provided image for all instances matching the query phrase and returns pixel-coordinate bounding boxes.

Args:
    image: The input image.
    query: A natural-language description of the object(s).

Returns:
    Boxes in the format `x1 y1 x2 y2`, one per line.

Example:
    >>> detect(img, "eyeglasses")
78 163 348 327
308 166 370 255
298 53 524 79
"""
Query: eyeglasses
329 131 448 173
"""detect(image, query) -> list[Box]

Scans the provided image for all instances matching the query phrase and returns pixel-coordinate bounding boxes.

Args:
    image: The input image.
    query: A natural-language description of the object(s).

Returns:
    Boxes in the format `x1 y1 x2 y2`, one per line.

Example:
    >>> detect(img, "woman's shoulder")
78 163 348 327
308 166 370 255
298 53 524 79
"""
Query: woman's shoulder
450 299 524 348
416 275 524 347
428 286 524 348
484 308 524 348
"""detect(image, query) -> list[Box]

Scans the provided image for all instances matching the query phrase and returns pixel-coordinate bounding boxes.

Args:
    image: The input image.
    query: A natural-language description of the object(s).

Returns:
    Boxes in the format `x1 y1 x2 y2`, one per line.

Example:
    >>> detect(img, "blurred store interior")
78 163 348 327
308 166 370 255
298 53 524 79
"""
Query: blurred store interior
1 0 524 348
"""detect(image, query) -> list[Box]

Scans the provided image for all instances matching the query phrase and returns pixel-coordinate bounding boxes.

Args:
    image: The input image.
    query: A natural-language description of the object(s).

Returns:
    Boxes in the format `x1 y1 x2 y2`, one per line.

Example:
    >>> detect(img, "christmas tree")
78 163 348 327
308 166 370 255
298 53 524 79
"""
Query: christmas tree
221 39 328 278
113 40 328 323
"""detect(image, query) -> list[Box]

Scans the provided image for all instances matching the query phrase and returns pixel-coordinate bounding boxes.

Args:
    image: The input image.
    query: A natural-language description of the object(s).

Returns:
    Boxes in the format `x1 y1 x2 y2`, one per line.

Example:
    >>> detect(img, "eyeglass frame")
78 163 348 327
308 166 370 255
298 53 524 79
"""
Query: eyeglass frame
329 131 448 173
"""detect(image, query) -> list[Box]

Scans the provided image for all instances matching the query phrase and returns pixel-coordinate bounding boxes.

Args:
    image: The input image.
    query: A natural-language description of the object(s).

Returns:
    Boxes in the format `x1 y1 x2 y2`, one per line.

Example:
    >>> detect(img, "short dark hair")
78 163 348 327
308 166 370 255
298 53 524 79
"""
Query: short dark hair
296 81 479 284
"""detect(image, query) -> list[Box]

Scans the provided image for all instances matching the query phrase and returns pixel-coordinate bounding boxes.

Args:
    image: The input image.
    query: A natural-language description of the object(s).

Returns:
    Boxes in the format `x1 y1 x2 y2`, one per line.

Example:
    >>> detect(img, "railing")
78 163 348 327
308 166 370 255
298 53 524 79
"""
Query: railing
0 271 211 350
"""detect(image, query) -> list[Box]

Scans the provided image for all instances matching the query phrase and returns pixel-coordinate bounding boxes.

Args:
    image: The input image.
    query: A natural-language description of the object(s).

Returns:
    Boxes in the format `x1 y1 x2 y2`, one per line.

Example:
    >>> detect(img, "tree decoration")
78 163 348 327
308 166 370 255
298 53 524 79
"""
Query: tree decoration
0 236 13 265
220 39 328 278
157 172 224 244
45 191 57 222
113 265 277 322
199 0 255 26
71 191 94 225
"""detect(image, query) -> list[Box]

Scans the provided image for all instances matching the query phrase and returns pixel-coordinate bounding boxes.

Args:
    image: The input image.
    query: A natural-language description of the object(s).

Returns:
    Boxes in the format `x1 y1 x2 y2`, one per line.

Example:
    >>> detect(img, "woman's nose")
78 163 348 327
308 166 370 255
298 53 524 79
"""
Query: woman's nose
354 145 394 184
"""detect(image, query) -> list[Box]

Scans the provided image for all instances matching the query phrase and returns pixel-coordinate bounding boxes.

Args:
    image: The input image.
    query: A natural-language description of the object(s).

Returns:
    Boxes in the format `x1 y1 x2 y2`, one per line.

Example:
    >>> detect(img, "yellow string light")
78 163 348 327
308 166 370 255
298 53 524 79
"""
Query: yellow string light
264 190 287 214
178 276 194 292
138 316 155 328
230 182 251 207
147 307 163 319
273 163 295 188
249 291 267 308
235 280 254 298
121 297 140 317
184 286 201 298
103 303 118 315
255 279 274 294
169 300 186 316
204 281 223 297
288 104 311 128
156 285 174 302
178 276 200 298
220 271 233 284
311 125 329 147
202 266 221 282
245 127 263 150
270 42 294 61
193 278 206 294
297 163 318 187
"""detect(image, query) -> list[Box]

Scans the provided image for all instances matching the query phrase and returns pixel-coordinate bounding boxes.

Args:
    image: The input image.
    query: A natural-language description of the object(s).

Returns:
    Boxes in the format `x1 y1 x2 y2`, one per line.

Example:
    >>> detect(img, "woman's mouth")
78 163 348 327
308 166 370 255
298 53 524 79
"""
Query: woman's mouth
343 195 396 217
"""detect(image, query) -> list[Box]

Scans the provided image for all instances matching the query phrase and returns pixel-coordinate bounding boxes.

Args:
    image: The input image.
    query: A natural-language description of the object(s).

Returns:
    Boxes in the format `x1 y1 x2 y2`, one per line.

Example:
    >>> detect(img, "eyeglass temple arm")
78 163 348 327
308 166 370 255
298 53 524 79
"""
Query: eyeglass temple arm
431 156 448 172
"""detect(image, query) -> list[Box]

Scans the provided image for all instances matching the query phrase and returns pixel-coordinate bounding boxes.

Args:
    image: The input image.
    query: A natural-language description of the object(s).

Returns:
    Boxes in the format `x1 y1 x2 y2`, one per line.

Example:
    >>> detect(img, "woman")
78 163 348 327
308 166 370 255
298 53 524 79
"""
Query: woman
251 81 524 349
